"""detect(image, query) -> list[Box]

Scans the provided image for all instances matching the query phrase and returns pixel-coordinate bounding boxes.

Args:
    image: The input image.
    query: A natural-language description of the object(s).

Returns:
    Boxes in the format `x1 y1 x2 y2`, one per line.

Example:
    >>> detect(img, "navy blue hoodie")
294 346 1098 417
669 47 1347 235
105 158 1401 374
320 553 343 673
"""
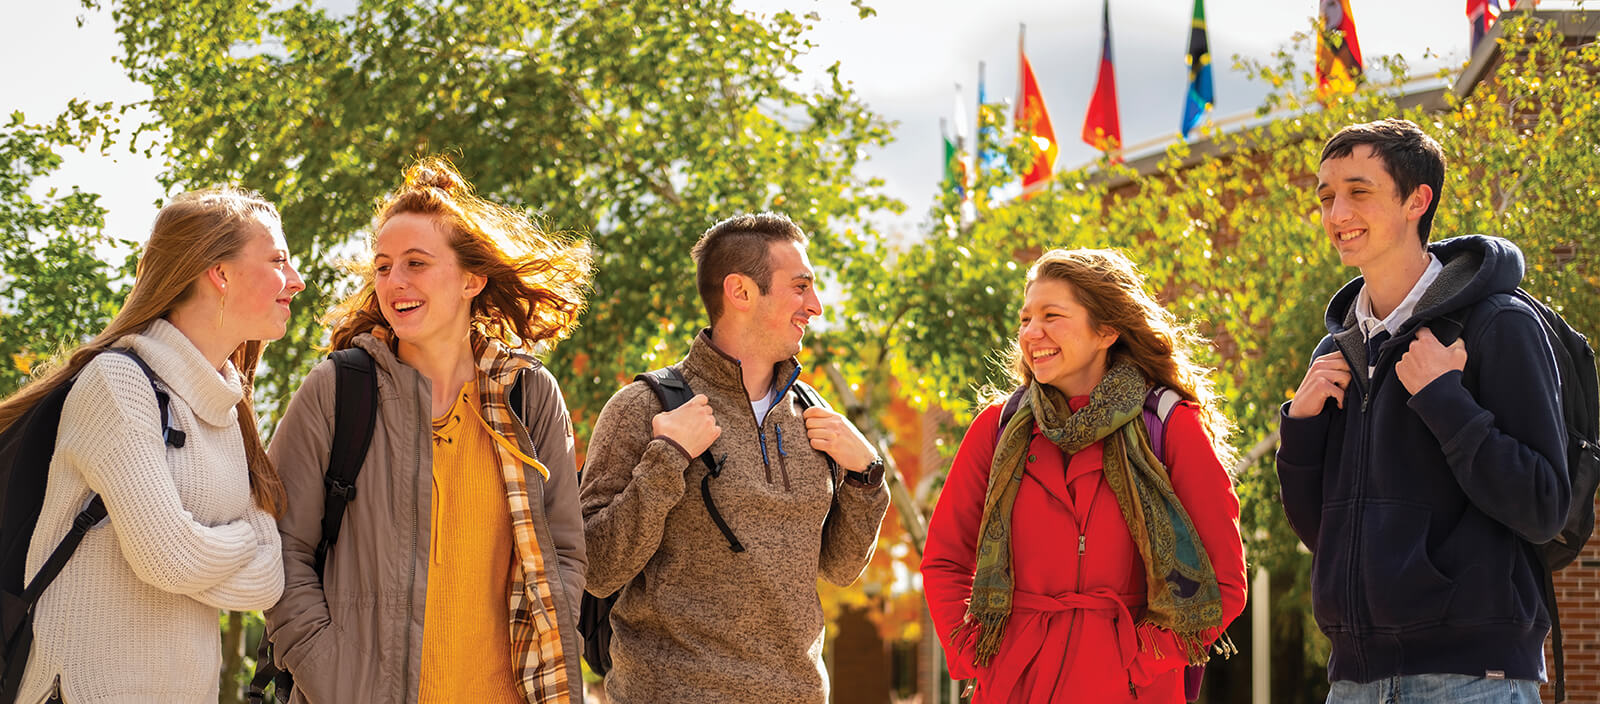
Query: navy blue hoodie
1277 235 1570 684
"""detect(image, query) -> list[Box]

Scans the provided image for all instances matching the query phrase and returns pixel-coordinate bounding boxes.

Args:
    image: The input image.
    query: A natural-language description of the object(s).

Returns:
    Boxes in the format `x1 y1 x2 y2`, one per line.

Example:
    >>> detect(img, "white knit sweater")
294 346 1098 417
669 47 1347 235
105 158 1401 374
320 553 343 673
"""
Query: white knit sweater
18 319 284 704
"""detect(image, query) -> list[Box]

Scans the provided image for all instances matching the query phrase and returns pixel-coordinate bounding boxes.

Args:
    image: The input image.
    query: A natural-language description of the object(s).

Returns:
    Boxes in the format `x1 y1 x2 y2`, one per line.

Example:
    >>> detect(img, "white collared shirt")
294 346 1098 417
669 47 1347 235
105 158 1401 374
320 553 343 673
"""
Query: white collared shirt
1354 253 1444 376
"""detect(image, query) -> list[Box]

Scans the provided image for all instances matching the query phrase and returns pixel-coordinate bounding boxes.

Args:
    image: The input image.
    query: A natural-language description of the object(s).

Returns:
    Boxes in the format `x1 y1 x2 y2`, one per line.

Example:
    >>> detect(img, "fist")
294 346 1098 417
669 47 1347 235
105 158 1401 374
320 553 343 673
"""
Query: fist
652 394 721 457
1396 327 1467 395
1287 351 1352 419
803 406 878 473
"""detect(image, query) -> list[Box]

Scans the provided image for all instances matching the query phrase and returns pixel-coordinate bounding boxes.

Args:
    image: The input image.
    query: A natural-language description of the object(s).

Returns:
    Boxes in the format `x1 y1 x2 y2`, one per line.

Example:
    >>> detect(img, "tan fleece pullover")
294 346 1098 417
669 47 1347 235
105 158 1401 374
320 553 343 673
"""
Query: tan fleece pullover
580 330 889 704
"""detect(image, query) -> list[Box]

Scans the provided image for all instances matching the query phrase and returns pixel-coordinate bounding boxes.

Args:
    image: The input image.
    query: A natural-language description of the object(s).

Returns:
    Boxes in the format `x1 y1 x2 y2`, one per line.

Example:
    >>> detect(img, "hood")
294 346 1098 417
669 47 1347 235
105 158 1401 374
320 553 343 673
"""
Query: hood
1323 234 1526 338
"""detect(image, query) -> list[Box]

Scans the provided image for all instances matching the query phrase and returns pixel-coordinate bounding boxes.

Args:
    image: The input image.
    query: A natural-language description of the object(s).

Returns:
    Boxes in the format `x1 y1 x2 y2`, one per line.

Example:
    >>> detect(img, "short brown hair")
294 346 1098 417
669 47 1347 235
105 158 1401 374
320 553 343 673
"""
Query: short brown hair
1321 118 1446 244
690 212 808 324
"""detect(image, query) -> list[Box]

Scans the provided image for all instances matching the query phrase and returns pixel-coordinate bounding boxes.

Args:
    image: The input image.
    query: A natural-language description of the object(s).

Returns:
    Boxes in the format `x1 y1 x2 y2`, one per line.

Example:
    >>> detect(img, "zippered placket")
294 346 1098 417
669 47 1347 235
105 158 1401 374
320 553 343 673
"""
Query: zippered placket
1339 338 1372 680
405 384 425 703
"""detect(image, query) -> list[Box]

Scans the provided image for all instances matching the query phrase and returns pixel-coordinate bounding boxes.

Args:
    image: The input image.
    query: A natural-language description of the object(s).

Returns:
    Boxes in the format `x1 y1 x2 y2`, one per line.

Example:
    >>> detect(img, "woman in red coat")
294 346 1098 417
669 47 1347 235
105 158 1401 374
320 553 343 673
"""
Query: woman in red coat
922 248 1248 703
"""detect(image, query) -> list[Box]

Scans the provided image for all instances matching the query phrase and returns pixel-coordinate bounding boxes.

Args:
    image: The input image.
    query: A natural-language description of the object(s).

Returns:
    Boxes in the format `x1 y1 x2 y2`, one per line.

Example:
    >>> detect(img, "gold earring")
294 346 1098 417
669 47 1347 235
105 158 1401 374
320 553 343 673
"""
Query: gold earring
217 288 227 328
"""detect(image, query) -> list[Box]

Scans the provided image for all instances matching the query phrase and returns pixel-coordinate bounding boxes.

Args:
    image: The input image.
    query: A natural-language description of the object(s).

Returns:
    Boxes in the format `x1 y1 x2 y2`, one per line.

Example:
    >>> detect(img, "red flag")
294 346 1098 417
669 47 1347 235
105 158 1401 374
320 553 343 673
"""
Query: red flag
1082 0 1121 154
1317 0 1364 95
1016 40 1057 196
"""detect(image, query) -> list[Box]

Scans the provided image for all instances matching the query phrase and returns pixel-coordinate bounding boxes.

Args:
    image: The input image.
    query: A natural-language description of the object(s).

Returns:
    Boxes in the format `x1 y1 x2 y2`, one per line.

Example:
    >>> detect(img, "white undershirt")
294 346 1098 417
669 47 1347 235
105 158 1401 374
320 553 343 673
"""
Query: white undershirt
750 384 779 425
1354 253 1443 376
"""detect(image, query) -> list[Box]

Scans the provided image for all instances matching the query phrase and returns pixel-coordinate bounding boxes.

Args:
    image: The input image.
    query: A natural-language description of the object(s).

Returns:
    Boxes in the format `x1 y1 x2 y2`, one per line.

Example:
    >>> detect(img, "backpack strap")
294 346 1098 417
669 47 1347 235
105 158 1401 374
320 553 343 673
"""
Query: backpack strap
106 348 186 449
315 348 379 576
1142 386 1182 461
23 350 179 604
789 380 840 490
252 348 380 704
635 368 742 553
995 384 1180 461
995 386 1028 443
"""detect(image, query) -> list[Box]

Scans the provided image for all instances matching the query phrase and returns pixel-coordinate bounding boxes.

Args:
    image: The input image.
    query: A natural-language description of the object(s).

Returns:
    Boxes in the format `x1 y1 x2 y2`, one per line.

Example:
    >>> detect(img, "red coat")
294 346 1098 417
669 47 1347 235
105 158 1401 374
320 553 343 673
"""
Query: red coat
922 397 1248 703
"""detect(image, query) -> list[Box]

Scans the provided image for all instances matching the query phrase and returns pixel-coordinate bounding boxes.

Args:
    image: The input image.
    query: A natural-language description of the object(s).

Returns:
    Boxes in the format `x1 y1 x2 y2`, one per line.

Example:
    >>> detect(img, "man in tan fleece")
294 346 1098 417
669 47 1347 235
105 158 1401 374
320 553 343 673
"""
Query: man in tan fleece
580 212 891 703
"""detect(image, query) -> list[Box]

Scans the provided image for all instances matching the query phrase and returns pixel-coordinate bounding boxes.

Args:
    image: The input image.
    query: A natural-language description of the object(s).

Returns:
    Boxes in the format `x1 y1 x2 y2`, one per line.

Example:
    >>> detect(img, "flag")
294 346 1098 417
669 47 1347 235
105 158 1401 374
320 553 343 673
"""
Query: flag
976 62 1002 175
1082 0 1121 154
1317 0 1363 95
1016 30 1057 196
974 62 1012 206
943 85 970 200
1181 0 1214 139
1468 0 1494 49
1471 0 1538 51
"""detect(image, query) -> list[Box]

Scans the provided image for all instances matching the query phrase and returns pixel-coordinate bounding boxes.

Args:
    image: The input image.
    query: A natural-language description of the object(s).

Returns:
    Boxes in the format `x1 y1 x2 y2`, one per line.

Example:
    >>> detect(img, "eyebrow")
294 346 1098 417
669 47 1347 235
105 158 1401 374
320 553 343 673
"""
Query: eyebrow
373 248 435 260
1317 176 1377 191
1020 302 1071 314
790 272 815 283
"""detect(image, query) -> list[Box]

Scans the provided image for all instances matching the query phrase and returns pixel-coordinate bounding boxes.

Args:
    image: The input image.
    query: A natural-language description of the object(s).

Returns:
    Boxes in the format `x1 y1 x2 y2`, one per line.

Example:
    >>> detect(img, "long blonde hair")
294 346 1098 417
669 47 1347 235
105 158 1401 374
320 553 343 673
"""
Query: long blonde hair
1004 248 1238 466
0 189 288 516
326 157 592 352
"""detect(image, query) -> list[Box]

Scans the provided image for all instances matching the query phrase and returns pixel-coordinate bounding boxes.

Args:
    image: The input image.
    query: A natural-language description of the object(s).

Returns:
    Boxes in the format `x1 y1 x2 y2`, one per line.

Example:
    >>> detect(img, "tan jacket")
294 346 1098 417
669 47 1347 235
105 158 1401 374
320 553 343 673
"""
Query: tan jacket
580 330 890 703
265 335 585 703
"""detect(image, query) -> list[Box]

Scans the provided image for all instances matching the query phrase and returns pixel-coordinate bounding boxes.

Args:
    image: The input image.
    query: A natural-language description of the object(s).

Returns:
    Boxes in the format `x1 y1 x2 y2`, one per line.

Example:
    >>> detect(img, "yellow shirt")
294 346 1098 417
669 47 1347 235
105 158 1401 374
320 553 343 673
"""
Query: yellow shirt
418 381 523 703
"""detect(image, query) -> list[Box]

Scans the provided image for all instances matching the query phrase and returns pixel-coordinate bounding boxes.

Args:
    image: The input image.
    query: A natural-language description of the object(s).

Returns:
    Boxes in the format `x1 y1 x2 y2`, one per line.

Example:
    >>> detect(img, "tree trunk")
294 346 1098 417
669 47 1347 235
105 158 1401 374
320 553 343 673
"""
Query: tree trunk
220 611 244 704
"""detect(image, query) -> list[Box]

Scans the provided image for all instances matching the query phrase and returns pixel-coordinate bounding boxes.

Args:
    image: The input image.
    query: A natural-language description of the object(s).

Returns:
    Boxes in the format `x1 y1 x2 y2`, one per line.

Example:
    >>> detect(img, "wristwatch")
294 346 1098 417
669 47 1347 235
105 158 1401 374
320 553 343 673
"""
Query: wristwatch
846 457 885 486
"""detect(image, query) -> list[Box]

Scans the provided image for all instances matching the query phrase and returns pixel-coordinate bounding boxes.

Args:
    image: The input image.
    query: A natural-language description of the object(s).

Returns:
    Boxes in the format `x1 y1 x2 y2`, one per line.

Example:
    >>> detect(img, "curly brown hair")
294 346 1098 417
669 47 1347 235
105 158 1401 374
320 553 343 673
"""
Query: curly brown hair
1003 248 1237 466
326 157 592 352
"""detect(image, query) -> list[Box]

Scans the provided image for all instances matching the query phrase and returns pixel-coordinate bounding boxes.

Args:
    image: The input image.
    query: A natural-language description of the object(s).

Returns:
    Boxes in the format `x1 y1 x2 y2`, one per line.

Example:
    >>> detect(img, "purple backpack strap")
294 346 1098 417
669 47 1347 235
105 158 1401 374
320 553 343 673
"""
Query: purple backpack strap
994 386 1030 444
1141 386 1182 463
997 385 1181 457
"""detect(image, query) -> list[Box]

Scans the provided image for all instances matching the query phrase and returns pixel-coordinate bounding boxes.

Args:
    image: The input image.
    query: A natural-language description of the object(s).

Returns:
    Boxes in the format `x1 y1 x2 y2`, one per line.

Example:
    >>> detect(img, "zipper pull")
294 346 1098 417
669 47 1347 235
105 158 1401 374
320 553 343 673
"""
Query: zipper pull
1078 535 1087 555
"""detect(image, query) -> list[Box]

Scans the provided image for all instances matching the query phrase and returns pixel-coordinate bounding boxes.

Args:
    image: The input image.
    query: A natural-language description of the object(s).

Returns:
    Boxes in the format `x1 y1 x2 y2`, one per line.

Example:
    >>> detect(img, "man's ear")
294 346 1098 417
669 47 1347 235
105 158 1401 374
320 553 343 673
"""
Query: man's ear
1406 184 1434 222
722 272 757 313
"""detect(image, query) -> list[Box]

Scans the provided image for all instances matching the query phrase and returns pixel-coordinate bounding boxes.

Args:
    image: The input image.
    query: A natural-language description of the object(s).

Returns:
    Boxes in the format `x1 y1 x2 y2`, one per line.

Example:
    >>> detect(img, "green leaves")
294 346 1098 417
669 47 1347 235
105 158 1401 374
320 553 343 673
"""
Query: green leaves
92 0 897 430
0 110 126 395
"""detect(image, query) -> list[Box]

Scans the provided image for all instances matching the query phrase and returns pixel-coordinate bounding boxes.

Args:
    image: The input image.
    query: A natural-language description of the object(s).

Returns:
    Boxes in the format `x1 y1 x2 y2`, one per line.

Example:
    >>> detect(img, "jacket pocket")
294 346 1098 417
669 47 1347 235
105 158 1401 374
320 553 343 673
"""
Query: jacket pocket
1359 501 1454 628
1433 511 1541 625
1310 501 1353 630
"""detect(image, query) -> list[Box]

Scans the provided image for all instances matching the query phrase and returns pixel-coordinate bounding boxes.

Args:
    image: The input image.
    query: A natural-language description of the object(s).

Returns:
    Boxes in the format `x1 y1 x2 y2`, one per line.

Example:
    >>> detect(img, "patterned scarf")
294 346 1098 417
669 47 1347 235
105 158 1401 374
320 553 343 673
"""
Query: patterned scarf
959 360 1226 667
474 340 574 703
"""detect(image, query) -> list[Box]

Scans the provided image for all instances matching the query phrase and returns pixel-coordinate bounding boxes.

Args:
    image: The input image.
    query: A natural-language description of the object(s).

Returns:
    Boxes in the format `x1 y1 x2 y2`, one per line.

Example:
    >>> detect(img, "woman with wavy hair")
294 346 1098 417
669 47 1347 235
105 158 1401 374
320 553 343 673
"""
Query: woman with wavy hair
922 248 1247 703
264 158 591 704
1 189 302 703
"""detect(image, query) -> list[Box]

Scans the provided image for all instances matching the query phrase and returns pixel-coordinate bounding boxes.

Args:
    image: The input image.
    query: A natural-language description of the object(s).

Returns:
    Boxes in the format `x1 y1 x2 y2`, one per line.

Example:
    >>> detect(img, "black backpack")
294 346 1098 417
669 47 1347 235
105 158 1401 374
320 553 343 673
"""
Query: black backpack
248 348 532 704
578 368 835 678
1433 288 1600 704
0 349 184 704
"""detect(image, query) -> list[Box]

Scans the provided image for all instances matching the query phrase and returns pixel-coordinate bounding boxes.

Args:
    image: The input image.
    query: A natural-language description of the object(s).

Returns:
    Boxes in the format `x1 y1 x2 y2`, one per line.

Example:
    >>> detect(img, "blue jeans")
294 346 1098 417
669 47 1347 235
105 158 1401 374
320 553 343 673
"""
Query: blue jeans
1327 674 1542 703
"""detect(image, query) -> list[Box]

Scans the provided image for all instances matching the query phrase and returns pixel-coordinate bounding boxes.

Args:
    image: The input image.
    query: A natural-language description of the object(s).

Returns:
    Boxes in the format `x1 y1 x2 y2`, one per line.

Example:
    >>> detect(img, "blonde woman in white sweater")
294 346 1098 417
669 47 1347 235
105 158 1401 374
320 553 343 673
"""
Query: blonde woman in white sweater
0 189 304 704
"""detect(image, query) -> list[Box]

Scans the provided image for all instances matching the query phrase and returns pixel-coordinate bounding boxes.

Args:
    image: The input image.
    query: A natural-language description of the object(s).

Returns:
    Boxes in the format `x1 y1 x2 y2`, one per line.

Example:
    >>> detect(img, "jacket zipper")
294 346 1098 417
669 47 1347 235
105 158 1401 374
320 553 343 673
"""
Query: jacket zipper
405 381 425 703
1340 339 1371 680
742 364 803 488
775 425 793 490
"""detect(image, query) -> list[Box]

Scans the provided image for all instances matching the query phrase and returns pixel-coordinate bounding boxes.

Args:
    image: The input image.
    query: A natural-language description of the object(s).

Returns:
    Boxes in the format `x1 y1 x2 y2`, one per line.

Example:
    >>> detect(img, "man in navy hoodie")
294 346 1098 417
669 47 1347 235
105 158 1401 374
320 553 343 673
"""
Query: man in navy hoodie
1277 118 1569 703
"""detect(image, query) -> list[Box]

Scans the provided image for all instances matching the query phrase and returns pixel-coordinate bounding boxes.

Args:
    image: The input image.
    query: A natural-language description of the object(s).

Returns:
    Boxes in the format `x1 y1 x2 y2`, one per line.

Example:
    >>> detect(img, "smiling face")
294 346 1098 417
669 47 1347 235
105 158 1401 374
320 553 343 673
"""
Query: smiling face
1018 278 1119 397
1317 144 1431 275
748 239 823 362
372 212 485 351
220 214 304 342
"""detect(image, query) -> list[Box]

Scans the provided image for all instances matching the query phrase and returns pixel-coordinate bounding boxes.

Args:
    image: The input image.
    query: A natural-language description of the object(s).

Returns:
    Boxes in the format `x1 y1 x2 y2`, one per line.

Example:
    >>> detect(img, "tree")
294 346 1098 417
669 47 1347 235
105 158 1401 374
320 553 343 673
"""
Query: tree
0 104 128 396
93 0 898 424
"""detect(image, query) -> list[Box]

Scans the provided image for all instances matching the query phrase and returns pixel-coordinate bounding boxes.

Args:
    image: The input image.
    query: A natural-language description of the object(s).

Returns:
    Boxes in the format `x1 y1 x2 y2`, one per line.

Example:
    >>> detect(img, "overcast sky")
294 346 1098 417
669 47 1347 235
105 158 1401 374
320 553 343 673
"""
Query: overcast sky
2 0 1580 244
